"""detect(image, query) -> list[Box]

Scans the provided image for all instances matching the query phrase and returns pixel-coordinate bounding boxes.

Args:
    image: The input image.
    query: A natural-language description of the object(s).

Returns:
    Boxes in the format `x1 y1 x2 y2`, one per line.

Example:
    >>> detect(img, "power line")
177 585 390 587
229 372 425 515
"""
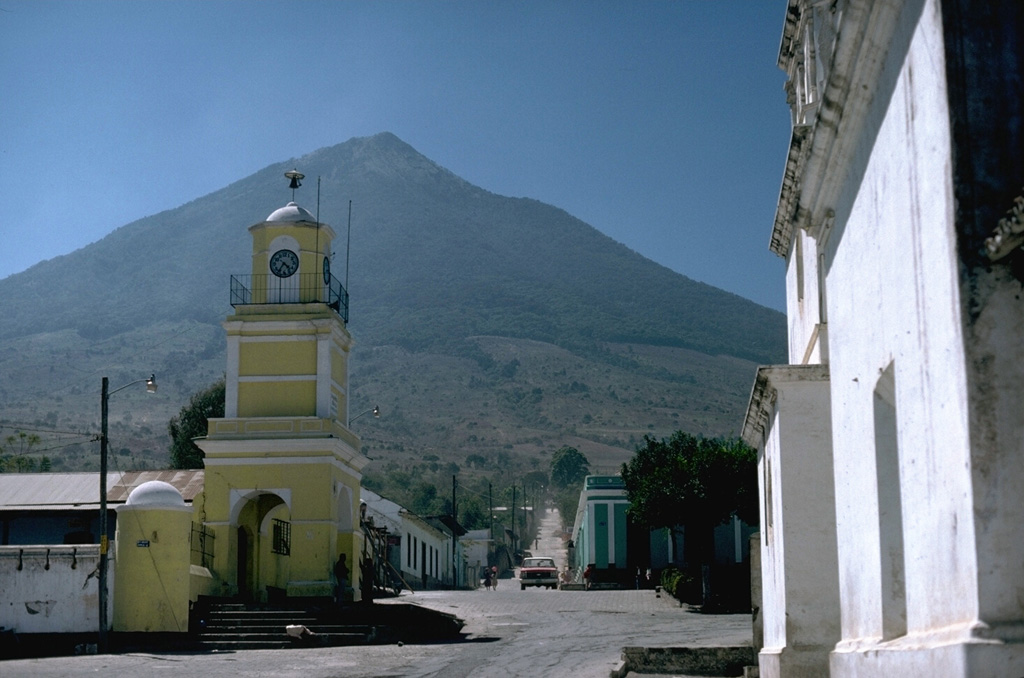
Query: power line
0 423 94 437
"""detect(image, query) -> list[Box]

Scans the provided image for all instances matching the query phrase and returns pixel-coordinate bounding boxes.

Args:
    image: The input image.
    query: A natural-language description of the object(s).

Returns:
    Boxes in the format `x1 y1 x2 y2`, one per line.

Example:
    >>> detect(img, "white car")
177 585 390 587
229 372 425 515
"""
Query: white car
519 557 559 590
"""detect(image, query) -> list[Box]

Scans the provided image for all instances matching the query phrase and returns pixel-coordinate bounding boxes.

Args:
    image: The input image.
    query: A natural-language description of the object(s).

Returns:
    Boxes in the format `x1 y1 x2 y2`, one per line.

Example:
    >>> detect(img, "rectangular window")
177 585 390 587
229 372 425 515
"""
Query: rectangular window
875 363 906 639
764 457 774 545
796 231 805 302
272 519 291 556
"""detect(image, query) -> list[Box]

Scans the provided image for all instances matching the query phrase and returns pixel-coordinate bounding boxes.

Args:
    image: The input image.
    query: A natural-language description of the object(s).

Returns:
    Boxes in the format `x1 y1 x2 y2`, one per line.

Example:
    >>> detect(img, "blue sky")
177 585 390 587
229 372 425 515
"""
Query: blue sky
0 1 791 310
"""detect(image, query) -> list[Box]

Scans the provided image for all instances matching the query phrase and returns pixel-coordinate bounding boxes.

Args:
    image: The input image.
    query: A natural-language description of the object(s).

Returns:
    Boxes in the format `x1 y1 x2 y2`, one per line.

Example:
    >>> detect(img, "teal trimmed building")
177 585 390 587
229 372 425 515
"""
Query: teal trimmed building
570 476 633 585
568 474 756 593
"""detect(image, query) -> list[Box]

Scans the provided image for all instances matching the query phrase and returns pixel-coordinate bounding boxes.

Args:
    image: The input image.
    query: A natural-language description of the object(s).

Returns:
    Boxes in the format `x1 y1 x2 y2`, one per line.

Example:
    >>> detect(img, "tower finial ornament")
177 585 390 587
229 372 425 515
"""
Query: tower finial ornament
284 169 305 201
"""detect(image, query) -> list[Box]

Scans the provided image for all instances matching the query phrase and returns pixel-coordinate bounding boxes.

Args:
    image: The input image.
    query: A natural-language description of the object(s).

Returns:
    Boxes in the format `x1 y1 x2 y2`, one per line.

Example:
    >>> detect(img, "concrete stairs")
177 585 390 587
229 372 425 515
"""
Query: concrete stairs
194 601 376 651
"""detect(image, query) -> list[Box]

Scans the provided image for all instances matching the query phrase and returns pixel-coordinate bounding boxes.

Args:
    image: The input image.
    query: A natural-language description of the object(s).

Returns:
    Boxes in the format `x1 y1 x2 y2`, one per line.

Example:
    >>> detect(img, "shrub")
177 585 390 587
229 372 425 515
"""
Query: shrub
660 565 697 602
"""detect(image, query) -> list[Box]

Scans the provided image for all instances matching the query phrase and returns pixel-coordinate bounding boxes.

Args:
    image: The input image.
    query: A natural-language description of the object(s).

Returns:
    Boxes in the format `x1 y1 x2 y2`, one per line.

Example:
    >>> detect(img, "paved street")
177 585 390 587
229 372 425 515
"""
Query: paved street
2 587 750 678
1 509 752 677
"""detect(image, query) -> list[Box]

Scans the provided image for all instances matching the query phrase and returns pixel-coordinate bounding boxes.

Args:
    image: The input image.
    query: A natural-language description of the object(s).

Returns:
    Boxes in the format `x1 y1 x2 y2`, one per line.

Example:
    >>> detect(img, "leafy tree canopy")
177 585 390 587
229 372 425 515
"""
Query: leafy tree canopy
550 446 590 489
621 431 758 531
0 431 42 473
168 379 225 469
523 469 549 489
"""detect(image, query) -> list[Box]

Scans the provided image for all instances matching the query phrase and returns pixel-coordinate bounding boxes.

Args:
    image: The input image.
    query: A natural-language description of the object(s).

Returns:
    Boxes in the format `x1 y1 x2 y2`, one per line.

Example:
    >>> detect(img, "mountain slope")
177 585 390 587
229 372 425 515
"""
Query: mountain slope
0 133 784 477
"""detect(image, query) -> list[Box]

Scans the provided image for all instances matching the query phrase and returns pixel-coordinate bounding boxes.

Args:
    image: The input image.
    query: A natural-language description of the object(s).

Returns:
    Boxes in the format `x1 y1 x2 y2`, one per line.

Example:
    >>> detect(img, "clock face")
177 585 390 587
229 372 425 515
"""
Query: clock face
270 249 299 278
322 256 331 284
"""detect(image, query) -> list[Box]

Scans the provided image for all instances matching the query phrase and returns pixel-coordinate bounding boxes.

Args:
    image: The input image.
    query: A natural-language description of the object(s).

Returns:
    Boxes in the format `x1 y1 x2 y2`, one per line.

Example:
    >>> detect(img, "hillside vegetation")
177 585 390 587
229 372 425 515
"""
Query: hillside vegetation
0 133 784 494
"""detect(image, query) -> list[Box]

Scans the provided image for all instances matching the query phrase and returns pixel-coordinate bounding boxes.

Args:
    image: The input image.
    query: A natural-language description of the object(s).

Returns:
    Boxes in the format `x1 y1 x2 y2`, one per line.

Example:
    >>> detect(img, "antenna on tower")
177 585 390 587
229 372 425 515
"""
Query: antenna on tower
315 176 322 283
345 200 352 294
284 168 304 201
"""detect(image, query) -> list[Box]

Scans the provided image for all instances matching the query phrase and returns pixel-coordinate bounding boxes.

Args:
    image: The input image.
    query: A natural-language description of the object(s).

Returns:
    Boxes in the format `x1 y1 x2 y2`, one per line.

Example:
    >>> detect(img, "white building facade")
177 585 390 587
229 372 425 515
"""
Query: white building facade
744 1 1024 676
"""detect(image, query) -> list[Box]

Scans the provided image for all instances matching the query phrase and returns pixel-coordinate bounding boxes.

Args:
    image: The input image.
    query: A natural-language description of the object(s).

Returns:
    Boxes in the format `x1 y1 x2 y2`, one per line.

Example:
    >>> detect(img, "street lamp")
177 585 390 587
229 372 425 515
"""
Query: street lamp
350 405 379 424
98 374 156 653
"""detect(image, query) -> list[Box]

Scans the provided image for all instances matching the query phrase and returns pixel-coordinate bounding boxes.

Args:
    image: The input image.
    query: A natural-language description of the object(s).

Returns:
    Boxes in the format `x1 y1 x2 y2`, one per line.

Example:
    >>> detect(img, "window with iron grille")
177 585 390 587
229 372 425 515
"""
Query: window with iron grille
190 522 215 569
272 519 291 556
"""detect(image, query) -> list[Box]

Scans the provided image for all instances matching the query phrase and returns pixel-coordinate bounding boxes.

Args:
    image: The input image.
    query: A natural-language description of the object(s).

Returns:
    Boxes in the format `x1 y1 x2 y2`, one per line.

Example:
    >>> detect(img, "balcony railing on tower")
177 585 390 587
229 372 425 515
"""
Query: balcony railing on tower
229 272 350 322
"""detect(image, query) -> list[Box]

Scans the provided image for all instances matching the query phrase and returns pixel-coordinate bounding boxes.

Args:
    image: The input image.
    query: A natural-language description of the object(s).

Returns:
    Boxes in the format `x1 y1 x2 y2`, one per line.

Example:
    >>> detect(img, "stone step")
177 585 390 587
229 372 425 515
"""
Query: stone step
199 624 375 637
203 617 319 628
194 600 378 650
207 609 314 618
199 631 371 643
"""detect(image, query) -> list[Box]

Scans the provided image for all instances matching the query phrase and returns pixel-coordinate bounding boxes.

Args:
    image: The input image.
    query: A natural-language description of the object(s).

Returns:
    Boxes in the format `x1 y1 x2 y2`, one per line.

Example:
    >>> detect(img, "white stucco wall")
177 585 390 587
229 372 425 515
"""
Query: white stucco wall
401 517 450 585
750 365 838 678
759 411 786 653
825 0 977 649
0 546 112 634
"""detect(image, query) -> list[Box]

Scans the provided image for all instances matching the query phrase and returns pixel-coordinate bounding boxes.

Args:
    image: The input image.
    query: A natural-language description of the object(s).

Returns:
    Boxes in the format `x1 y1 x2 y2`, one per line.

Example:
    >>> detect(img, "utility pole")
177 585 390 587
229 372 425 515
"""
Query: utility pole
488 482 493 544
452 474 457 588
99 377 109 654
511 484 517 558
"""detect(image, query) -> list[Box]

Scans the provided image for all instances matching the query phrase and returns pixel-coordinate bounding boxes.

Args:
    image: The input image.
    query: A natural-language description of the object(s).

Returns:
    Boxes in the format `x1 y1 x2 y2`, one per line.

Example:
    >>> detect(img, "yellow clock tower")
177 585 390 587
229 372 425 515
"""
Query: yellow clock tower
197 171 368 602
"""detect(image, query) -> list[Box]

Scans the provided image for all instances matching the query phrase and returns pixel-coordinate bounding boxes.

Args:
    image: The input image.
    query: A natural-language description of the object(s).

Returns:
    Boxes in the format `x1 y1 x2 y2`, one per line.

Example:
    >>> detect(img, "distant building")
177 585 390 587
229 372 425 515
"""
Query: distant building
570 475 630 584
460 528 492 587
570 474 754 597
354 489 468 594
743 1 1024 677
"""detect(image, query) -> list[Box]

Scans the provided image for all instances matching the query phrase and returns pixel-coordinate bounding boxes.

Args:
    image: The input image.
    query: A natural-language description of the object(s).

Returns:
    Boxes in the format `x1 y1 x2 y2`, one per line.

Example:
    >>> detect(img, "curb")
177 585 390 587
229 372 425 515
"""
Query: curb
613 645 756 677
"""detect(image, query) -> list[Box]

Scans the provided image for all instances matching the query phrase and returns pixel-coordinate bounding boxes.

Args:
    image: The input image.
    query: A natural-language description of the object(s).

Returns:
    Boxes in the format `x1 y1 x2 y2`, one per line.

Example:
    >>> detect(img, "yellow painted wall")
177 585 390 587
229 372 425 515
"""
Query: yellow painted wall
331 346 347 384
199 452 364 601
237 381 316 417
113 506 192 632
249 223 336 255
239 340 316 375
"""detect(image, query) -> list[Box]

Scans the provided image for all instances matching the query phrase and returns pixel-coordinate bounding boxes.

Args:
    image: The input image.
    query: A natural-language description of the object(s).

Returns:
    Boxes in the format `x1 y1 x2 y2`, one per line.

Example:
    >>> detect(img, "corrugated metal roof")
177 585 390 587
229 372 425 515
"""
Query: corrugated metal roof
0 472 124 508
0 470 204 509
108 470 204 502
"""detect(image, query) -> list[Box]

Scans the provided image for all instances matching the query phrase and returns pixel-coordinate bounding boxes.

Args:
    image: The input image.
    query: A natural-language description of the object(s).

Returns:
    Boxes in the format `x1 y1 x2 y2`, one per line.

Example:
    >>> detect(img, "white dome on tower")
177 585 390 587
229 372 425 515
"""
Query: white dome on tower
267 202 316 223
125 480 186 508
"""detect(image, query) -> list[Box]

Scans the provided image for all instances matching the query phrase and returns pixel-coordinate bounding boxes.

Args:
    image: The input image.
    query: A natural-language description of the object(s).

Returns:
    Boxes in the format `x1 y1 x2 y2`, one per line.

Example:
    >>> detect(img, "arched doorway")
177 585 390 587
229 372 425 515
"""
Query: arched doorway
231 490 290 602
237 526 253 599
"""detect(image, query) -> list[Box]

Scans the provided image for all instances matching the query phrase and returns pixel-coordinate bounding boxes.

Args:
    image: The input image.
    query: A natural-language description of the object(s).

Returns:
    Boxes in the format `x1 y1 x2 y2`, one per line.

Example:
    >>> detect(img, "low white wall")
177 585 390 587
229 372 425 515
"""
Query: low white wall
0 545 112 634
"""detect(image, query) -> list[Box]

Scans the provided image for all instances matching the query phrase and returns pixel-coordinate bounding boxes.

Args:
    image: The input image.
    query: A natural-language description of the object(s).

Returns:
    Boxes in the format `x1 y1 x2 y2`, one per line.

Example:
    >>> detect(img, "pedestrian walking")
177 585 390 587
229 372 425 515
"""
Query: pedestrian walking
360 555 374 604
491 565 499 590
483 567 492 591
334 553 349 604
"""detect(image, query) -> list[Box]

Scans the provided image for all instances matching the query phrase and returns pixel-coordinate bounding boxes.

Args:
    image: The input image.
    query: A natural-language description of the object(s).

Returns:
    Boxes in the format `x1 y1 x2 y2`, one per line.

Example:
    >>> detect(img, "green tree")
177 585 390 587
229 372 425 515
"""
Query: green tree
409 481 439 514
523 470 549 489
550 446 590 489
554 487 580 531
0 431 42 473
459 496 487 530
621 432 757 605
168 379 225 469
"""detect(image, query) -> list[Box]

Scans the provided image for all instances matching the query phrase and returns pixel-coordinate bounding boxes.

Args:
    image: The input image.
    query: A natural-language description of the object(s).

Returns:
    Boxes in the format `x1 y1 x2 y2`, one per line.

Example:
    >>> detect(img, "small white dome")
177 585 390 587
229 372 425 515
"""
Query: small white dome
125 480 185 508
267 201 316 223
